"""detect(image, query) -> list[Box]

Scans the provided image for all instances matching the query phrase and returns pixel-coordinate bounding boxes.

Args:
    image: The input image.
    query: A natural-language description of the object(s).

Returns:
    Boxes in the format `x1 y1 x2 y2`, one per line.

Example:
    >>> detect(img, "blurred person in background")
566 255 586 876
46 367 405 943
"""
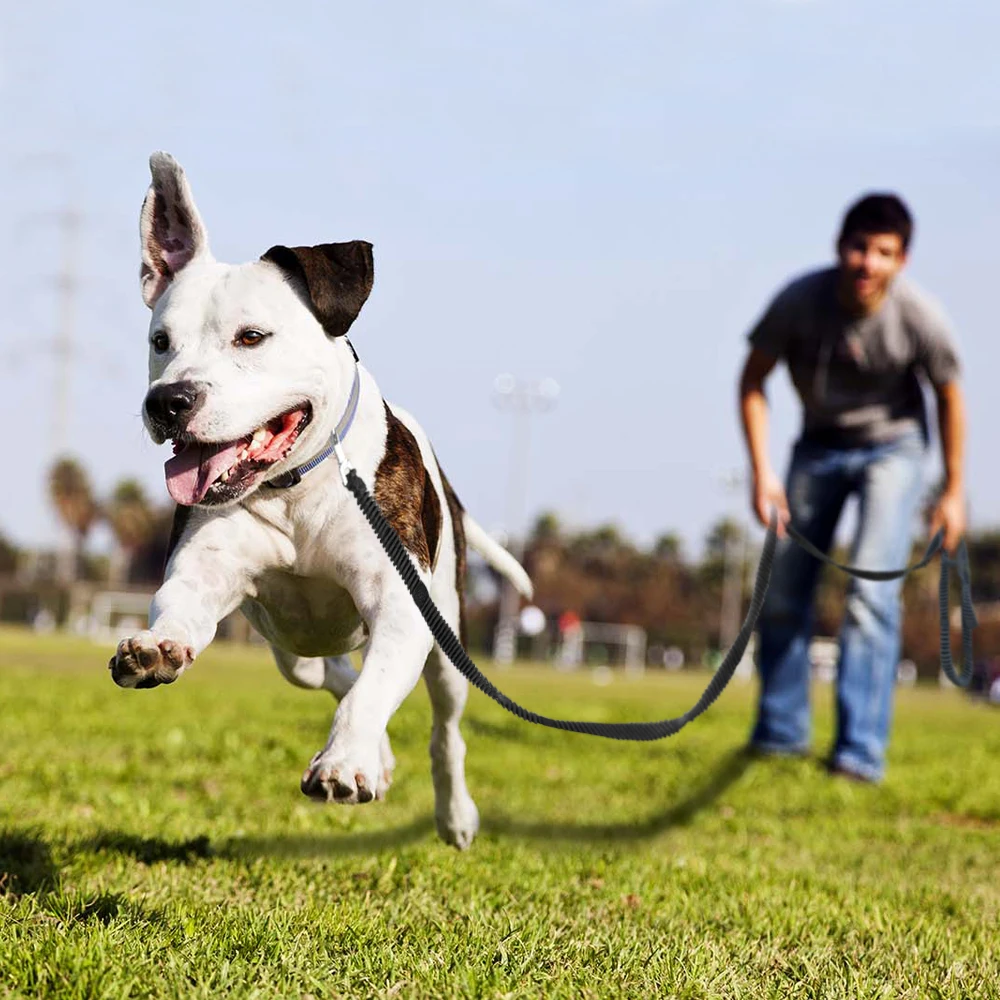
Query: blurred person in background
737 193 968 782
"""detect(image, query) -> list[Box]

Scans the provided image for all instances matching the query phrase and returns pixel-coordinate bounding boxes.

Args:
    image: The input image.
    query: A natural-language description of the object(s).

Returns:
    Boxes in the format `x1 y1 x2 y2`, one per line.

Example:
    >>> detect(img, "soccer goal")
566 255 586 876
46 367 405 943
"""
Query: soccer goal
556 620 647 674
88 590 155 640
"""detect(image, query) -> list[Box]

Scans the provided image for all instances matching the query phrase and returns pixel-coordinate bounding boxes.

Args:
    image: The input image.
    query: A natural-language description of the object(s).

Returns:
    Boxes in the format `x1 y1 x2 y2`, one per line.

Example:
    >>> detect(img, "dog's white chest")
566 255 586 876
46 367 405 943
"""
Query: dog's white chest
241 570 367 658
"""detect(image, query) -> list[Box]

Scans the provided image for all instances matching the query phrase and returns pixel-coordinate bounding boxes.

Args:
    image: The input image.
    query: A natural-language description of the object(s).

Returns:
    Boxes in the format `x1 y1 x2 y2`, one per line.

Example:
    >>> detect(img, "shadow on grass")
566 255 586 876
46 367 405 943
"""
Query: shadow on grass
44 890 169 928
221 750 751 857
81 831 213 864
0 753 750 873
0 826 188 937
482 747 752 844
221 815 437 859
0 830 60 896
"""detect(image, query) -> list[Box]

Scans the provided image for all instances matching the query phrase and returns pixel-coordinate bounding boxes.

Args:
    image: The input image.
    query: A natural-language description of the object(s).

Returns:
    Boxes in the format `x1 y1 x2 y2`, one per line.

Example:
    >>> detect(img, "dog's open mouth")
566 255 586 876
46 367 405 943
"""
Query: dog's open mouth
164 404 312 506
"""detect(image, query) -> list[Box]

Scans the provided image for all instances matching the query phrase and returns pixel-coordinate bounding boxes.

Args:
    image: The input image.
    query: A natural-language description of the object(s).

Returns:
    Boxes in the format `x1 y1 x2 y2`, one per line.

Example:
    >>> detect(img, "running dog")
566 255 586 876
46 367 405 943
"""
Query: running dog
109 153 533 849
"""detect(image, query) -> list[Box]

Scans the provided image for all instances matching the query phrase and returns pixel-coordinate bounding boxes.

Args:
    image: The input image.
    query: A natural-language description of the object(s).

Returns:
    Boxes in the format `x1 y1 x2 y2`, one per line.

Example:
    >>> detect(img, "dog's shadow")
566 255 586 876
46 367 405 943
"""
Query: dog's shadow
223 815 438 859
225 748 751 858
0 830 61 896
0 753 752 872
81 831 214 864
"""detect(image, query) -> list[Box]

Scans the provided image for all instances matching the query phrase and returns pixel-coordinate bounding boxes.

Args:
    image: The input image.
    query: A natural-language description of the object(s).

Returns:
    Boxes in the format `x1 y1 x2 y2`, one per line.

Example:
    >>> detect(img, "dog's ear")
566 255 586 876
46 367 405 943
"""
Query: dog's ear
261 242 374 339
139 152 210 309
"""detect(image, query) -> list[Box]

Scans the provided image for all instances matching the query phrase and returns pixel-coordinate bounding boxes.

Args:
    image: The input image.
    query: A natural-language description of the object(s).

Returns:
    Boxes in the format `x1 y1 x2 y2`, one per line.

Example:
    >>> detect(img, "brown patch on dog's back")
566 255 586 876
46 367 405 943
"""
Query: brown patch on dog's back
375 403 442 571
422 470 441 567
439 468 467 645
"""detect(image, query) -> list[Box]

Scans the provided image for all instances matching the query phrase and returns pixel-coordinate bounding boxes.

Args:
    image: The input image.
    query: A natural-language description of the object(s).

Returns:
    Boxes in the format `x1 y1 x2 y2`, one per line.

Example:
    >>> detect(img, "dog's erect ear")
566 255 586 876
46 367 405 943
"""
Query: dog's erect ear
139 152 210 309
261 242 374 339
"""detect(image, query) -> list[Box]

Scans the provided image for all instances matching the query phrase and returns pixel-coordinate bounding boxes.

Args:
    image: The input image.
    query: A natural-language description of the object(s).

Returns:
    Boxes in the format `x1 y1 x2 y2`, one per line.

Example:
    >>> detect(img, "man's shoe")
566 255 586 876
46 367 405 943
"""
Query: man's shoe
827 761 878 784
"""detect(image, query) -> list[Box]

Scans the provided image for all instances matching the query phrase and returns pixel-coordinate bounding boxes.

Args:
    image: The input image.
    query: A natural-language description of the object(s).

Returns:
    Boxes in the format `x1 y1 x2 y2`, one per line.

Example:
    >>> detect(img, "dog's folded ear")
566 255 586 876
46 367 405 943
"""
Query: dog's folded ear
261 242 374 339
140 152 211 309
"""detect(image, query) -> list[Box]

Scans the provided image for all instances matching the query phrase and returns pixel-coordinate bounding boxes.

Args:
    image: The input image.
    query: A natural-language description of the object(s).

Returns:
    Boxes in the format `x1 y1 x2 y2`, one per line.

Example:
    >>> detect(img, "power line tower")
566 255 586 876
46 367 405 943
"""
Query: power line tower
11 154 80 463
51 207 80 460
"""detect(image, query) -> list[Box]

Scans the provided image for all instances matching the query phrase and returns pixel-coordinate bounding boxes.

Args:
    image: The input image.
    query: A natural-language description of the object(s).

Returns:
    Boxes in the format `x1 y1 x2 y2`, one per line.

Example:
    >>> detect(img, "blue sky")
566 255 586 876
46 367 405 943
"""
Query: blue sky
2 0 998 558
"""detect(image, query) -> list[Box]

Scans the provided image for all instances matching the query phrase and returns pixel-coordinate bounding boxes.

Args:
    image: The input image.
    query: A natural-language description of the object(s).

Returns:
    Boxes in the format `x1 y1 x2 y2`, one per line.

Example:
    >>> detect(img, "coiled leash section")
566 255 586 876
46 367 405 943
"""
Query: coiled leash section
939 538 977 687
343 459 977 741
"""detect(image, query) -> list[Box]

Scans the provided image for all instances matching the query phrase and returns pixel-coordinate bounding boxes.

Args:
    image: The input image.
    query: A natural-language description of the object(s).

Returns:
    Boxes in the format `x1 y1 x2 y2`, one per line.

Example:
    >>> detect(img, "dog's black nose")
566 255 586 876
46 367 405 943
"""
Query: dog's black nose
145 381 202 432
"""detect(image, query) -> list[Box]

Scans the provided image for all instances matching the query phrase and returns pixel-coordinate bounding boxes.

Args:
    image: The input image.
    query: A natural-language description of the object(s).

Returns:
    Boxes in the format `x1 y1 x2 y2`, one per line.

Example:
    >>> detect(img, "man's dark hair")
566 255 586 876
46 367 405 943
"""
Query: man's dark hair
838 193 914 252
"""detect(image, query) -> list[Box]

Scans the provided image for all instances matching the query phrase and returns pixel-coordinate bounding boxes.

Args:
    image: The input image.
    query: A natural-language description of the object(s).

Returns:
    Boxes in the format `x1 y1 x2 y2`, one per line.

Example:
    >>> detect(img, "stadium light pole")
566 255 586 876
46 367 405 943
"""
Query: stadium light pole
491 374 559 664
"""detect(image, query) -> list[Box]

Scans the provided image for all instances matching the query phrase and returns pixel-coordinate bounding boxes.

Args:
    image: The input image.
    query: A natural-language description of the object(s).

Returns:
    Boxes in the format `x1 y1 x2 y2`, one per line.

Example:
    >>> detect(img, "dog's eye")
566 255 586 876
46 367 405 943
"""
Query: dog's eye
151 332 170 354
235 329 269 348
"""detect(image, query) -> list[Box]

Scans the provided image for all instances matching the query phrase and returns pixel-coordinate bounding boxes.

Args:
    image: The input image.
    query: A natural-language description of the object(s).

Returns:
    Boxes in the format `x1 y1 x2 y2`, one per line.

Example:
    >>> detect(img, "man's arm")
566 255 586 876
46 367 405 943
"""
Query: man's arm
739 347 790 534
928 380 968 552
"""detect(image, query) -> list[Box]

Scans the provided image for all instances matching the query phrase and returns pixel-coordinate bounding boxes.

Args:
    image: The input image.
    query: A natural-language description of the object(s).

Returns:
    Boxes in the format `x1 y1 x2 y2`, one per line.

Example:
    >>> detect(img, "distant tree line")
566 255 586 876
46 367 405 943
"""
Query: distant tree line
1 456 994 672
471 504 1000 674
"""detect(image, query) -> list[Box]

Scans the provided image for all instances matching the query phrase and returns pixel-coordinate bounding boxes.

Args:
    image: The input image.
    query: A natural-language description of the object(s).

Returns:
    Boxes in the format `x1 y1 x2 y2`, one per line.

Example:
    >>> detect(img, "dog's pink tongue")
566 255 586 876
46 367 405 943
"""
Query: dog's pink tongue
164 441 242 505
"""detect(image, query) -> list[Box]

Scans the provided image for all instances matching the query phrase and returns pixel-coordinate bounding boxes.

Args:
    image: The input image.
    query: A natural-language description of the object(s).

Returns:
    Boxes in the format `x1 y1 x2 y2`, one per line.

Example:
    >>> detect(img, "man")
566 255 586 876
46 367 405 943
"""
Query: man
738 193 967 782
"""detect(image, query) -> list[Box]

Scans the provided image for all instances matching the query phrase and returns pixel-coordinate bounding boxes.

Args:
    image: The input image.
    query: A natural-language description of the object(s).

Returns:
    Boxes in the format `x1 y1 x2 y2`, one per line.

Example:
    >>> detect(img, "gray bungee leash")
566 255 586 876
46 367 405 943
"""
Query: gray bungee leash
265 395 976 740
340 459 976 741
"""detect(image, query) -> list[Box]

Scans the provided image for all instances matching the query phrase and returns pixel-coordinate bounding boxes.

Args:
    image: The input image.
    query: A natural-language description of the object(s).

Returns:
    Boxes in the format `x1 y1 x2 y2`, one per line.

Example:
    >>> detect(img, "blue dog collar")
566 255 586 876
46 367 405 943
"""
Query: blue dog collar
263 363 361 490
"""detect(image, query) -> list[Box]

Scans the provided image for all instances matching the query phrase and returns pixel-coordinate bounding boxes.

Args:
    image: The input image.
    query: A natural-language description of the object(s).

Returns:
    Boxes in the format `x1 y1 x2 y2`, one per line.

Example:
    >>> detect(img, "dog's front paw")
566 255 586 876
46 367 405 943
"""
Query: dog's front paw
300 743 383 805
109 632 193 689
437 793 480 851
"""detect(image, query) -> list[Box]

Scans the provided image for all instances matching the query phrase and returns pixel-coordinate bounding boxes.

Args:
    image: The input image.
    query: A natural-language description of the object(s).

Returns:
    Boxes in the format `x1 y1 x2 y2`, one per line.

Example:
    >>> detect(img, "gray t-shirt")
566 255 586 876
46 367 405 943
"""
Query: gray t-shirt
748 266 961 446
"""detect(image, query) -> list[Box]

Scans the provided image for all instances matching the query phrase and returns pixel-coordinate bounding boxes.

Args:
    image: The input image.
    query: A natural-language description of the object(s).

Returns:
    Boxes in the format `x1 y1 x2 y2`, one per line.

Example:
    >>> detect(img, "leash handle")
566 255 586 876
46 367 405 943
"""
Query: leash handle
939 540 977 687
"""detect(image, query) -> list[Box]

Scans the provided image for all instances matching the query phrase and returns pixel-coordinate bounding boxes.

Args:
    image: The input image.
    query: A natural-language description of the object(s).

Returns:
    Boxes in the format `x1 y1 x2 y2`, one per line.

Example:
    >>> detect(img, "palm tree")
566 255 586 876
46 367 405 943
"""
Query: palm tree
48 456 99 582
0 528 18 575
105 479 155 585
529 511 562 545
652 532 683 563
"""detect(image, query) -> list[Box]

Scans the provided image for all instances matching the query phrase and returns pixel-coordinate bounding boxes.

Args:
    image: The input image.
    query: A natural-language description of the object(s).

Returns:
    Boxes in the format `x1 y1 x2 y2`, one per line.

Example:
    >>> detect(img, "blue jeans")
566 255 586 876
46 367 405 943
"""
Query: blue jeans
750 430 927 780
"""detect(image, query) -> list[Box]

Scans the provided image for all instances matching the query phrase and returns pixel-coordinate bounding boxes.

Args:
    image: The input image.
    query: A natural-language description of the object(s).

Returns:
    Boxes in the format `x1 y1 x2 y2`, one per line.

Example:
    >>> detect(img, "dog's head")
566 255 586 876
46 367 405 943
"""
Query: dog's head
138 152 372 507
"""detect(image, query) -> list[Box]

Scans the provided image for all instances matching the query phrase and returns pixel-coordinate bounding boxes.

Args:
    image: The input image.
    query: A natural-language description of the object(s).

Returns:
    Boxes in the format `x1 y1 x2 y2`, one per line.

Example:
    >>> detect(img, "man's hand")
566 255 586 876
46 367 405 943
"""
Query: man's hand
739 349 788 537
930 381 968 555
752 468 790 537
928 488 966 554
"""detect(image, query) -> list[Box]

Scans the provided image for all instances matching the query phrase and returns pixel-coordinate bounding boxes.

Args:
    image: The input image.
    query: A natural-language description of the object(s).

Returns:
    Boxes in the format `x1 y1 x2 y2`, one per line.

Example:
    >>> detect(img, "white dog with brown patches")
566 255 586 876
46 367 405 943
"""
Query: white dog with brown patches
110 152 532 849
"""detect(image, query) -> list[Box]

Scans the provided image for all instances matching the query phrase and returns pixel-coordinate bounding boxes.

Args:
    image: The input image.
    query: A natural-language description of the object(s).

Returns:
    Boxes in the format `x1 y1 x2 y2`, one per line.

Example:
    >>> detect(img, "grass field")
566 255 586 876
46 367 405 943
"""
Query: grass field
1 626 998 999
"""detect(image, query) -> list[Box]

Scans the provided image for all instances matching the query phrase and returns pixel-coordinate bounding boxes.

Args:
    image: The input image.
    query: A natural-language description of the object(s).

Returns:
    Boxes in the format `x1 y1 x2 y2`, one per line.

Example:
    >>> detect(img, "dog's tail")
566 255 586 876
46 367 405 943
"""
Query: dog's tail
463 514 534 600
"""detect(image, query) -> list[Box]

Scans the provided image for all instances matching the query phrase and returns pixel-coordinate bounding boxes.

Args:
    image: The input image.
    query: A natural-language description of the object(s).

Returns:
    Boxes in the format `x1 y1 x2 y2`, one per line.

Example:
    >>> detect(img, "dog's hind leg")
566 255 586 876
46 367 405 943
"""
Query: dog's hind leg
270 646 395 799
422 610 480 850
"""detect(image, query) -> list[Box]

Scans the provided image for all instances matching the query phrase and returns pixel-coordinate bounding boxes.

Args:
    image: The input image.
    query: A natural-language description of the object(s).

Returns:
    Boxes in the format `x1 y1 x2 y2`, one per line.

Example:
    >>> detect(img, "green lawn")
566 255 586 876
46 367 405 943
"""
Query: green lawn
1 626 998 999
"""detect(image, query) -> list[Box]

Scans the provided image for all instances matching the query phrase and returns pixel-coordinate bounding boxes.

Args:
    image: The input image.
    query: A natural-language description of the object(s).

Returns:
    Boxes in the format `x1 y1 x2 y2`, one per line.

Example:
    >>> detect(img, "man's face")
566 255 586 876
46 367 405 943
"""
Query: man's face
837 230 907 313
